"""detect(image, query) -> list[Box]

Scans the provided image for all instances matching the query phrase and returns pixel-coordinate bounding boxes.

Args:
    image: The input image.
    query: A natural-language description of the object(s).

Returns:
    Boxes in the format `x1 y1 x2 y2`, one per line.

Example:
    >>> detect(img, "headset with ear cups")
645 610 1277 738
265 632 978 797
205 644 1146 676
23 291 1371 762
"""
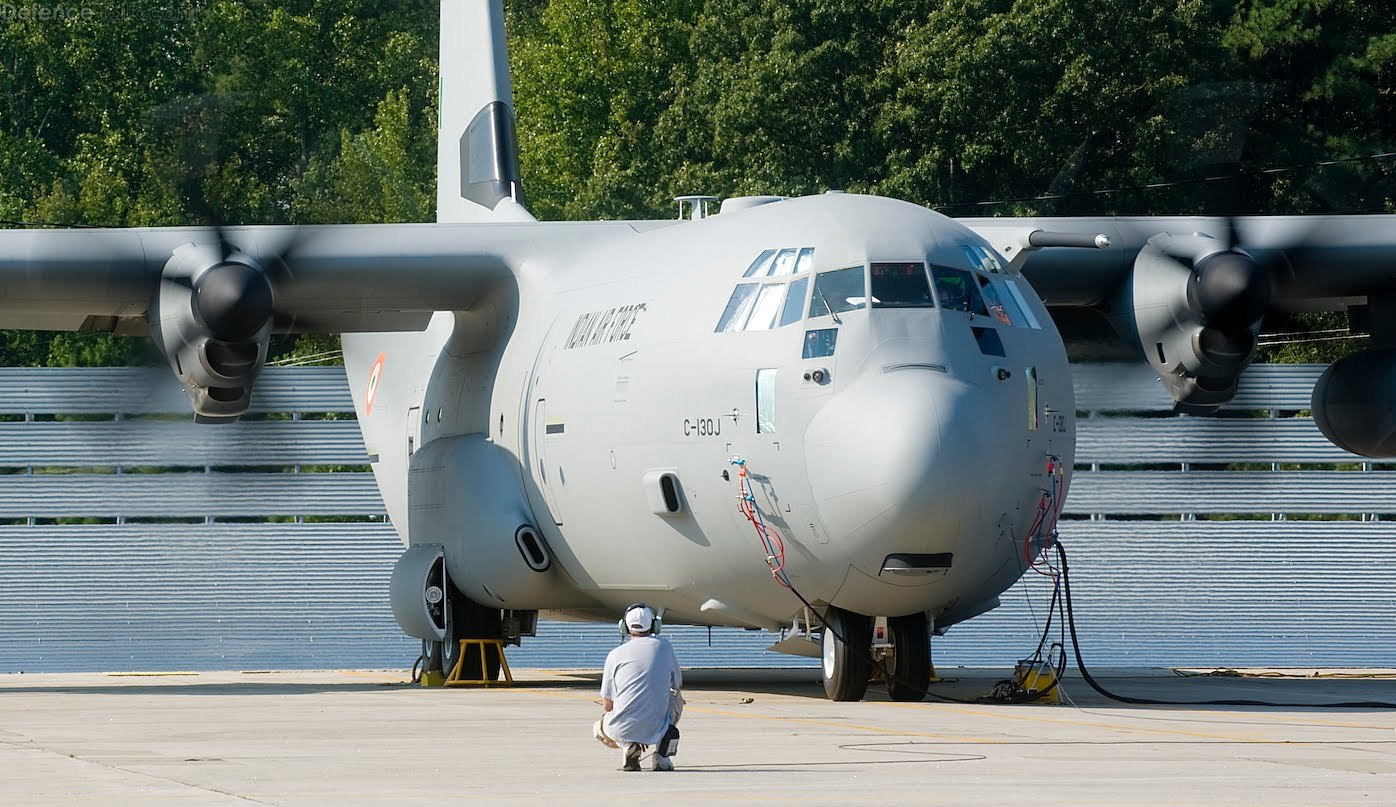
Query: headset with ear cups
617 602 663 637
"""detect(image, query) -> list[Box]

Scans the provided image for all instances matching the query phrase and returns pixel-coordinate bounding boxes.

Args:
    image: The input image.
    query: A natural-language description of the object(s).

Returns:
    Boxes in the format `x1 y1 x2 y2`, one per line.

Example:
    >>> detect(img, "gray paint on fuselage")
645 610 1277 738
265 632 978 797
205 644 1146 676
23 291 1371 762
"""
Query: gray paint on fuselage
470 194 1076 629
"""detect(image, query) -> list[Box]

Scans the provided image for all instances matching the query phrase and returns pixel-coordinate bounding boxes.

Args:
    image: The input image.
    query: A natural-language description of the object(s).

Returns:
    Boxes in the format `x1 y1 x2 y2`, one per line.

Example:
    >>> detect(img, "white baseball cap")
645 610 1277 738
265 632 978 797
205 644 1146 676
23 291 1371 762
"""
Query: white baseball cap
625 605 655 633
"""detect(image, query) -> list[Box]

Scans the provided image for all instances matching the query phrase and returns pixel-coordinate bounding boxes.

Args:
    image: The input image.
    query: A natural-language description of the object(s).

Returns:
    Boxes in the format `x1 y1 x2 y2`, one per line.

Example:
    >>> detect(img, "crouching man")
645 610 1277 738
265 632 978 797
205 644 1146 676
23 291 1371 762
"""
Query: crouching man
594 604 683 771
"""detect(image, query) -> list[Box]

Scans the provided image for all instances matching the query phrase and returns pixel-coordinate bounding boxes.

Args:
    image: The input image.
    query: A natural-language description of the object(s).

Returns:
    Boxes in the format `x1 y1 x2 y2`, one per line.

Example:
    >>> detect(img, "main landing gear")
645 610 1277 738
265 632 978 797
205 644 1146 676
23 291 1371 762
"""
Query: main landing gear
425 582 502 682
820 607 931 702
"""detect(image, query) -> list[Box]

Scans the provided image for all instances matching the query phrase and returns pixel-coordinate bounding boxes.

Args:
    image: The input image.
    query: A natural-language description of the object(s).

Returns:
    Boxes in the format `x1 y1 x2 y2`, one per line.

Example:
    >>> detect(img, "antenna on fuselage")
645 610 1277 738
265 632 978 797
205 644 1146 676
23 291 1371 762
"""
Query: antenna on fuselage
674 195 718 220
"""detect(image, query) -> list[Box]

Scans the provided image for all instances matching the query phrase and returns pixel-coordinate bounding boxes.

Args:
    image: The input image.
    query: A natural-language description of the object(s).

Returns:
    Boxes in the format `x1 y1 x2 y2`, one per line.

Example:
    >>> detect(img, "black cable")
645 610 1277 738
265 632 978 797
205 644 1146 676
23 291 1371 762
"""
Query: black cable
1055 540 1396 709
734 459 978 704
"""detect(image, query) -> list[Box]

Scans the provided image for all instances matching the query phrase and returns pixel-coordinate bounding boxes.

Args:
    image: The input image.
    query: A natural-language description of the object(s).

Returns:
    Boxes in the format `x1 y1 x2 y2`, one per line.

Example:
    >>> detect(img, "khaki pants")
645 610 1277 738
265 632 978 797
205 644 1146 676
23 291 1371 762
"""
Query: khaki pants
593 689 684 750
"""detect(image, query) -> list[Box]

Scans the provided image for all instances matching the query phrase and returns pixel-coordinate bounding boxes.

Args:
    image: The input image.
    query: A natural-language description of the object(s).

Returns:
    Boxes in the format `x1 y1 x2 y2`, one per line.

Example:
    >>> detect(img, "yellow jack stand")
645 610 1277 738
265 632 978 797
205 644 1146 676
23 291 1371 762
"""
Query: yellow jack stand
444 639 515 687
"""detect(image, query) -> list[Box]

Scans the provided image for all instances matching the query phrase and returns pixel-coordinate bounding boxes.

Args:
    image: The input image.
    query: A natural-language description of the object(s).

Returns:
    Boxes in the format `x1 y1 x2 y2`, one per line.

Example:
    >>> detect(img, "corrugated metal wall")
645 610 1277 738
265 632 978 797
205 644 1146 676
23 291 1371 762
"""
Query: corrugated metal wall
0 365 1390 673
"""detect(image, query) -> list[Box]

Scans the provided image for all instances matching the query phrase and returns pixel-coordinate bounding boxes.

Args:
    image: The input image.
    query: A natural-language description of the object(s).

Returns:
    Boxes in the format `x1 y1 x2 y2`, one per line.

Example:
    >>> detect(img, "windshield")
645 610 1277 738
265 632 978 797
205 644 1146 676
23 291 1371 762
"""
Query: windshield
931 266 988 315
809 267 867 318
870 262 933 308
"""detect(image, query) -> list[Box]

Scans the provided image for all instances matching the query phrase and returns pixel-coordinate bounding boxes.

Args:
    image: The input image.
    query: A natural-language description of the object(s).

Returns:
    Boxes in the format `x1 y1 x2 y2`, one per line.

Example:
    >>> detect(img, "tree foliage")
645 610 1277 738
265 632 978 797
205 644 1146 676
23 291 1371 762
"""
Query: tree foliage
2 0 1393 365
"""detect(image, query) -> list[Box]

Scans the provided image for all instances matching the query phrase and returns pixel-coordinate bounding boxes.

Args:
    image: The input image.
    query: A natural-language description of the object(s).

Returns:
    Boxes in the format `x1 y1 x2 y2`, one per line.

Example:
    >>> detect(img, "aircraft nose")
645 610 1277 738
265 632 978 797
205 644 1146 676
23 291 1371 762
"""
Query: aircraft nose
804 367 997 561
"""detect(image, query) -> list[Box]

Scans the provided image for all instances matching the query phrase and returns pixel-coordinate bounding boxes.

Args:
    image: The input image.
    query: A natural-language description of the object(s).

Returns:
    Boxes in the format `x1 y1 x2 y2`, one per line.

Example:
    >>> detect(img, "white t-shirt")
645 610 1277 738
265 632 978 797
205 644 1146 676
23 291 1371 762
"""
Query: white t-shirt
600 635 682 745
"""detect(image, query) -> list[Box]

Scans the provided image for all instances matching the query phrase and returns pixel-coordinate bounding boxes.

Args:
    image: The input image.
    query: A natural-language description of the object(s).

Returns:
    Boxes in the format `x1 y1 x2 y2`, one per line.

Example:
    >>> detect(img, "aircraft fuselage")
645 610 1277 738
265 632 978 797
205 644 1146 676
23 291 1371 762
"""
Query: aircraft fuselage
348 193 1075 633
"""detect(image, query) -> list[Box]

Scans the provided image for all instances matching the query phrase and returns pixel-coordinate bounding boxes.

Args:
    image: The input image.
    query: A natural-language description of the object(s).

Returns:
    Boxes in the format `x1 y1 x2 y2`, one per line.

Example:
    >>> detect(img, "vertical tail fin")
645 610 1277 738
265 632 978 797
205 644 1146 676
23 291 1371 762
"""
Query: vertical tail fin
437 0 532 222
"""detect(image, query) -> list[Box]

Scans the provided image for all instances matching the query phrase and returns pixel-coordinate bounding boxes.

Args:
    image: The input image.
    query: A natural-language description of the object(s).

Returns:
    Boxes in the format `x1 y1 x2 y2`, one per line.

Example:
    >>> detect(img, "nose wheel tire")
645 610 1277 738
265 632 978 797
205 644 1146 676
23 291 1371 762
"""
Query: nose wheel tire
821 606 872 702
887 612 930 701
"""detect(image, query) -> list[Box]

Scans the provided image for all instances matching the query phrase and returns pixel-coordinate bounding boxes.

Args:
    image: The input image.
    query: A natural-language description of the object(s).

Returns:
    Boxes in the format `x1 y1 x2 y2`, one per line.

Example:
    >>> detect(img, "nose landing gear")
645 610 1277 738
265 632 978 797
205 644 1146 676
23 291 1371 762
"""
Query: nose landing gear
886 612 931 701
821 607 872 701
820 607 931 702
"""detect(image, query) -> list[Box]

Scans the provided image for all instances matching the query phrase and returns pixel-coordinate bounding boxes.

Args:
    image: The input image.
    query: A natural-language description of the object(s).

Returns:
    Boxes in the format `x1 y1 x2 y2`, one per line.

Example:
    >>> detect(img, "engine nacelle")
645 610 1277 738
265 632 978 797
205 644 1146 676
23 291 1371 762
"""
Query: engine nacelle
150 242 272 422
406 434 584 608
1110 233 1263 412
1312 348 1396 457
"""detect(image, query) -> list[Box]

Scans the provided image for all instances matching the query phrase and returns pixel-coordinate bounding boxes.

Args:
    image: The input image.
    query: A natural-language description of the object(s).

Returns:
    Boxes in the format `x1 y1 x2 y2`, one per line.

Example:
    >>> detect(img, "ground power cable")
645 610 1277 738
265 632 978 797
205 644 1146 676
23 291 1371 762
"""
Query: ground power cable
1054 540 1396 710
734 454 1068 705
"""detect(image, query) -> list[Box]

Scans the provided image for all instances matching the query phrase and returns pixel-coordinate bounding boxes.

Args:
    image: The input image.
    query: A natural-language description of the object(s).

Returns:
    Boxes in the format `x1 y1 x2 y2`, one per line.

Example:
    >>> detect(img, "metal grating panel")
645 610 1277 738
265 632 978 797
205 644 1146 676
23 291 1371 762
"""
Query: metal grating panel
1076 416 1357 464
0 366 354 414
0 363 1391 674
1072 363 1323 411
0 522 810 672
935 521 1396 667
1066 471 1396 515
0 472 384 518
0 420 368 467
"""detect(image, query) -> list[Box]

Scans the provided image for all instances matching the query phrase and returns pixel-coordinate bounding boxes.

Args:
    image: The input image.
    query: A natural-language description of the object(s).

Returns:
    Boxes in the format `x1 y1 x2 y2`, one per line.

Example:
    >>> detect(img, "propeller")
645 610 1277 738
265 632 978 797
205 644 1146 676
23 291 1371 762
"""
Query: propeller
145 93 310 420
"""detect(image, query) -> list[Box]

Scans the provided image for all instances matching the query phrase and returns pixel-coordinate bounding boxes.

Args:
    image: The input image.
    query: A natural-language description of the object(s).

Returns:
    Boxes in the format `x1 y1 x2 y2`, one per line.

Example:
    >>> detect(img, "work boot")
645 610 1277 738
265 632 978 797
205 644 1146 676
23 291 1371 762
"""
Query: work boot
652 755 674 772
620 743 642 771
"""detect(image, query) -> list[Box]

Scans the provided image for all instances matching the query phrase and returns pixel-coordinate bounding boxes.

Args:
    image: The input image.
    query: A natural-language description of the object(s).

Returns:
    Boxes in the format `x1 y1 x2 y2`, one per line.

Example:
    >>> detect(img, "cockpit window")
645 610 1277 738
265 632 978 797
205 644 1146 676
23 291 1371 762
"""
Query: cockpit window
770 248 799 276
978 276 1017 325
745 284 787 330
1000 279 1042 329
779 277 809 327
744 246 815 277
715 283 759 331
802 328 838 359
931 266 988 316
809 267 867 319
870 262 934 308
743 250 778 278
962 244 1004 273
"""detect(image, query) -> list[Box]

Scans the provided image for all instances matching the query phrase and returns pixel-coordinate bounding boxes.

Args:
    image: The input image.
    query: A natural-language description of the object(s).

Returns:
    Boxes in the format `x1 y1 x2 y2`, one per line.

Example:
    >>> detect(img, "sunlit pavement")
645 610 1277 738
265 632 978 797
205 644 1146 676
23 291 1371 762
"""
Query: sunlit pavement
0 667 1392 805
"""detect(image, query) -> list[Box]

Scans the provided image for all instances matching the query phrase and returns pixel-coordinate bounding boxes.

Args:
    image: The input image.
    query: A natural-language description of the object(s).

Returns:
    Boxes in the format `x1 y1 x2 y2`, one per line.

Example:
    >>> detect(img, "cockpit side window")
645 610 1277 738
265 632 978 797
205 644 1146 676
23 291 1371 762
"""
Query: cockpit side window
743 250 778 278
870 262 934 308
1000 279 1042 329
978 276 1016 325
779 277 810 327
715 283 759 332
931 266 988 316
745 284 787 331
809 267 867 319
770 248 799 276
962 244 1004 273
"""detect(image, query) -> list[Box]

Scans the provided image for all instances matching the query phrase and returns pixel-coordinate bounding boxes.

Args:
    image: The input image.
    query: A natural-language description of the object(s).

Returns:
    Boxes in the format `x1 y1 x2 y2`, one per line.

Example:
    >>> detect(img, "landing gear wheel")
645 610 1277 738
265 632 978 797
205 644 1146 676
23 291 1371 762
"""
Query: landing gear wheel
425 639 448 677
440 583 502 681
821 606 872 702
887 612 930 702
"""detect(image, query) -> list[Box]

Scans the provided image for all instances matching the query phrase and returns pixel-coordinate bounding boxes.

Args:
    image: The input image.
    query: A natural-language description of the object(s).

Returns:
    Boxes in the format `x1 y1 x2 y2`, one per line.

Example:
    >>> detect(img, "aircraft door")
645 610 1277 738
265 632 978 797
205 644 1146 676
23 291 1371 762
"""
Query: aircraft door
531 397 563 525
406 406 422 456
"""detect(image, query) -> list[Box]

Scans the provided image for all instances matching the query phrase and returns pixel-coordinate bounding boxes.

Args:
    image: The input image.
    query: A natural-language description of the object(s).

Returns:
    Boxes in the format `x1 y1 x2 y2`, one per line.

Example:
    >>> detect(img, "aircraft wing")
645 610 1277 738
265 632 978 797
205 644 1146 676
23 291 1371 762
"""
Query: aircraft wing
0 220 649 420
957 214 1396 420
0 221 642 333
959 215 1396 308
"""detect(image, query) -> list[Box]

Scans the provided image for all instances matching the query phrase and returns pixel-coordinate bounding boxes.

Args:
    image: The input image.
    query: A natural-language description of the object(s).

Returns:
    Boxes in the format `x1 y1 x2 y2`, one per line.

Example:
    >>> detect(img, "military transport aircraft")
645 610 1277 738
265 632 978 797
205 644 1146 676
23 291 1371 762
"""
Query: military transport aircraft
2 1 1392 701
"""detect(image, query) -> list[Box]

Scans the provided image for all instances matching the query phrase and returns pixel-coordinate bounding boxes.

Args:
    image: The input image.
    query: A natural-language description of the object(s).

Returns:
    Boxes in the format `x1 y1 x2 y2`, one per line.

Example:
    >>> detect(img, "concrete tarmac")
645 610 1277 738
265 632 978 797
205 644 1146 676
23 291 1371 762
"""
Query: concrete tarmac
0 667 1393 805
